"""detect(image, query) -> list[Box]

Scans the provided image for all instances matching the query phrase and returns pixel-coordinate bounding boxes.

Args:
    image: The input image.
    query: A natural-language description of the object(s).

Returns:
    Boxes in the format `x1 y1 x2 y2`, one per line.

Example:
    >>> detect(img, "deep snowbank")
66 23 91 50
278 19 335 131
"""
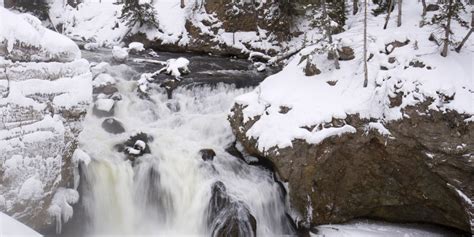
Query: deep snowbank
0 6 80 62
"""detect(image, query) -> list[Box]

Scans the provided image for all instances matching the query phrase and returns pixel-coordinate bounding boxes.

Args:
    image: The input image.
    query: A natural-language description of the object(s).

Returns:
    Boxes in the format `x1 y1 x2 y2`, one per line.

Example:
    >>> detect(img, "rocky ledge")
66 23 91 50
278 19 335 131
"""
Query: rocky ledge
229 102 473 234
0 8 92 232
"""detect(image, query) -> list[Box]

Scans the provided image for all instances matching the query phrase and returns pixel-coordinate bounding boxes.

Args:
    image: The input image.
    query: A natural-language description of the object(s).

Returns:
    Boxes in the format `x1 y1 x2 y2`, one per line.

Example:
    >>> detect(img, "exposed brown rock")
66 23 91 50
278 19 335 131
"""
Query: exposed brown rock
229 103 473 233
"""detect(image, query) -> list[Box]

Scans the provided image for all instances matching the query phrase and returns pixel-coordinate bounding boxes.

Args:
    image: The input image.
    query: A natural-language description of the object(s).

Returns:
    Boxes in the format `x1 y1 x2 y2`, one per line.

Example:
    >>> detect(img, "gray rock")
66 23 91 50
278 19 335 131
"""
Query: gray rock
426 4 440 12
101 118 125 134
200 149 216 161
207 181 257 237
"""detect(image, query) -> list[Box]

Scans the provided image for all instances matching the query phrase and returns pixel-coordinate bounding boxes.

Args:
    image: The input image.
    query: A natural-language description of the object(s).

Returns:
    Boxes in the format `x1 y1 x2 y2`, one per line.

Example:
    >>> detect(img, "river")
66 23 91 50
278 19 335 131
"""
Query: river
56 49 294 236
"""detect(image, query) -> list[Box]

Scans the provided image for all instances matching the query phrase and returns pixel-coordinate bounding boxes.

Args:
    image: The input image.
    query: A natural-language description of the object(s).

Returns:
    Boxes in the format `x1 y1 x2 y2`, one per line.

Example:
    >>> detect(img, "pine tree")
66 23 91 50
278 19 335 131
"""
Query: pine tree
429 0 468 57
120 0 159 28
4 0 50 20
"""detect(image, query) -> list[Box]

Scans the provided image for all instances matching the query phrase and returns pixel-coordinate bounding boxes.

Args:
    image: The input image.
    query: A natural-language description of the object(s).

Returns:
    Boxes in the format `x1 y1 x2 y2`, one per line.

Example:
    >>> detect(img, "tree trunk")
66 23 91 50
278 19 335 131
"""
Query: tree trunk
455 11 474 53
441 0 453 57
363 0 368 87
397 0 402 27
455 29 473 52
383 0 394 29
180 0 185 8
353 0 359 15
421 0 427 16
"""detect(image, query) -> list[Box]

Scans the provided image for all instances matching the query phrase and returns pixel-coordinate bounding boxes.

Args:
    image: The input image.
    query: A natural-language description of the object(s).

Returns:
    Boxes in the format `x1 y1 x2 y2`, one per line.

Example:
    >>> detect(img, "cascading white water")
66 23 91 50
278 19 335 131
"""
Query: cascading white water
76 63 295 236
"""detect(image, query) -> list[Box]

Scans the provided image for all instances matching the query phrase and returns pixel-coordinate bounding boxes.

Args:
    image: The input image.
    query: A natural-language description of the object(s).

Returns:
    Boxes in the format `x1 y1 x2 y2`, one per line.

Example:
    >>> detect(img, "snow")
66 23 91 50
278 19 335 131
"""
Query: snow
128 42 145 52
18 177 44 201
0 212 42 237
84 42 100 51
233 0 473 152
92 73 116 87
163 57 190 77
0 7 80 62
73 148 92 166
134 140 146 150
95 99 115 112
313 220 460 237
47 188 79 234
90 62 110 76
112 46 128 62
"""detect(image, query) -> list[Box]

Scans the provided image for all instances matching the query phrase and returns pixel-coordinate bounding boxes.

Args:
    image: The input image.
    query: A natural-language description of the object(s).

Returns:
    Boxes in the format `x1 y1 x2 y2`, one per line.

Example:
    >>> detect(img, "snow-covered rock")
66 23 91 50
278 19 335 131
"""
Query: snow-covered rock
0 59 92 230
112 46 128 63
0 7 92 232
0 7 80 62
128 42 145 53
84 42 100 51
95 98 115 112
162 57 190 77
92 73 116 87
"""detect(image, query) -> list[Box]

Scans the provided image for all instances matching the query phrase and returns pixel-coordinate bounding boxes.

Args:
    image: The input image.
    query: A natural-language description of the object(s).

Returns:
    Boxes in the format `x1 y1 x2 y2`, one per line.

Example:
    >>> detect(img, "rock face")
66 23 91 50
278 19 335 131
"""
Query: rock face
207 181 257 237
0 8 91 232
229 104 473 233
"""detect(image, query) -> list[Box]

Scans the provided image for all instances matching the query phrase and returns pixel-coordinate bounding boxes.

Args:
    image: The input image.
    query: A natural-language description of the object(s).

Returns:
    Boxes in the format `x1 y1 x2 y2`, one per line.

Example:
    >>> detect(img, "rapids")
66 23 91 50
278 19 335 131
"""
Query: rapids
58 50 295 236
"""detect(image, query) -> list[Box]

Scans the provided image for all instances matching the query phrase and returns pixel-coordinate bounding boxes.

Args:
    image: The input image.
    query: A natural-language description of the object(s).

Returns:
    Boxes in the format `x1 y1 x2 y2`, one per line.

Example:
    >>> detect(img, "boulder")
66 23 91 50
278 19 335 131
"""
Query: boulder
160 78 181 99
101 118 125 134
92 99 115 117
207 181 257 237
116 132 152 159
337 46 355 61
304 61 321 76
200 149 216 161
0 8 81 62
112 46 128 63
229 103 474 234
426 4 440 12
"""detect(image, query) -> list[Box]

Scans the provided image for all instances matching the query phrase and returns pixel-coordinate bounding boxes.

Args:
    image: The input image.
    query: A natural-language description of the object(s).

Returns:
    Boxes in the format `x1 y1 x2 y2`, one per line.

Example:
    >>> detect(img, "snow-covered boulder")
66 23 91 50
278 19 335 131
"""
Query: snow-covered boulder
112 46 128 63
0 7 81 62
128 42 145 53
161 57 190 77
84 42 100 51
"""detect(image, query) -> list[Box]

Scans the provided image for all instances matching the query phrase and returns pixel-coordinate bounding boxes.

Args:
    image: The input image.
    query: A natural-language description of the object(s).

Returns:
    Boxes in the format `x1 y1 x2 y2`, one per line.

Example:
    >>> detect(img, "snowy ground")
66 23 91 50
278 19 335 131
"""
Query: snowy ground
312 220 463 237
234 0 473 152
0 212 42 237
48 0 286 56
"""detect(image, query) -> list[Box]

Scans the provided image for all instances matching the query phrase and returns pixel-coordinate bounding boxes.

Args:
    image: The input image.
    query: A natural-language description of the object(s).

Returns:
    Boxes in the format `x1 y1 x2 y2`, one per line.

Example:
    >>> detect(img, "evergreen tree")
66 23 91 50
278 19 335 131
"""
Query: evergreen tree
120 0 159 28
428 0 468 57
4 0 50 20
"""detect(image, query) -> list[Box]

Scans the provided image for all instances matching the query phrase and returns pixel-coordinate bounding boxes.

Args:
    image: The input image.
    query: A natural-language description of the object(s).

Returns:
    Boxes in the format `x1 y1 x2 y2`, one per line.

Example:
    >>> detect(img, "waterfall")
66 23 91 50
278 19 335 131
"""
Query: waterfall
74 63 295 236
